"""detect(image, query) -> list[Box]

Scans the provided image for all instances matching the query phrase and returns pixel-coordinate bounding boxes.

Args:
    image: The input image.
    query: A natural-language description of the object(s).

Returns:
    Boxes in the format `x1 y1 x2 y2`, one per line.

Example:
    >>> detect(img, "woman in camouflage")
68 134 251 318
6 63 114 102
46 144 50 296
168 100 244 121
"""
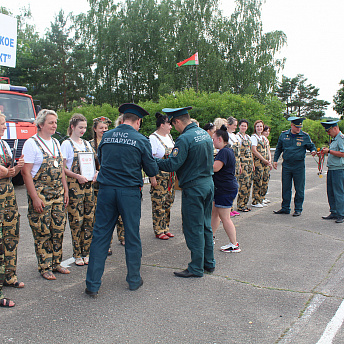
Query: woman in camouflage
90 116 125 251
61 114 97 266
0 114 25 288
226 116 241 217
251 120 272 208
149 112 175 240
22 109 70 280
0 164 16 306
236 119 254 212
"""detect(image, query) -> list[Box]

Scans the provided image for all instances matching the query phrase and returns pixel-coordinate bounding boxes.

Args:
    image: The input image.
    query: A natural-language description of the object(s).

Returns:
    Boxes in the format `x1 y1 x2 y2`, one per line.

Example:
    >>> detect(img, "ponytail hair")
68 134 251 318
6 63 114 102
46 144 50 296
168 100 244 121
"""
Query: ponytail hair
214 124 229 143
67 113 87 136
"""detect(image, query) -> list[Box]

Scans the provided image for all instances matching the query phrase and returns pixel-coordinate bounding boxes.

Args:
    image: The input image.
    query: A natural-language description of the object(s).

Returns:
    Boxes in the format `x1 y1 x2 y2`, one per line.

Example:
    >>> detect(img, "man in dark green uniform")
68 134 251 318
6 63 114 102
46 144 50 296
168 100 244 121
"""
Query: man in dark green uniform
157 107 215 278
320 120 344 223
85 104 159 296
273 117 316 216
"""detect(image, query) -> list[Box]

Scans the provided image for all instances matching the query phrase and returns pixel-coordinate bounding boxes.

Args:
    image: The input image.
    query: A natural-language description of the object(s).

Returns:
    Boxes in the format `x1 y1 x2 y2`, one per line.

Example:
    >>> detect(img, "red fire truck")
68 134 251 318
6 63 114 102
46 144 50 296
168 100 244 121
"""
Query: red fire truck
0 77 39 183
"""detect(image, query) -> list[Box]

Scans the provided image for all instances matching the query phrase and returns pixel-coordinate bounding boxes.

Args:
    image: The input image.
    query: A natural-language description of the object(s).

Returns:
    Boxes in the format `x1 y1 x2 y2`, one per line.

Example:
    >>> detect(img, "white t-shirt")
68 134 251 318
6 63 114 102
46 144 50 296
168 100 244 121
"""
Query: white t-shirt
236 132 251 146
149 132 174 159
61 139 93 170
228 132 239 146
0 140 13 161
22 134 63 178
251 134 264 147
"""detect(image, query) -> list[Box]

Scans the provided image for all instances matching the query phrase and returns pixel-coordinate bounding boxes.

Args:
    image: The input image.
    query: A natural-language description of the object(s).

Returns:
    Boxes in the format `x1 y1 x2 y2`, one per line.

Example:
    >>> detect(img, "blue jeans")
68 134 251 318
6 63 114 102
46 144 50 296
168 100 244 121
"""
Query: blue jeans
327 169 344 219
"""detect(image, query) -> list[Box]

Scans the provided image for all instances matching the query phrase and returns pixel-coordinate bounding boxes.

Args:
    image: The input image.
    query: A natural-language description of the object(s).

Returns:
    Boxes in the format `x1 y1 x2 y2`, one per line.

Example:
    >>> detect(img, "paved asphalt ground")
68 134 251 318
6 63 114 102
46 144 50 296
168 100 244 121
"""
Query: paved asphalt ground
2 154 344 344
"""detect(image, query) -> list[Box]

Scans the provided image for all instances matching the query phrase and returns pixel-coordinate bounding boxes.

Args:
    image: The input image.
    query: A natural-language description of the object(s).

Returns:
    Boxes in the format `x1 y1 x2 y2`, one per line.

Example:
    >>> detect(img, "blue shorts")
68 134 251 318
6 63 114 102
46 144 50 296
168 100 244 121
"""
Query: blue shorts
214 190 238 208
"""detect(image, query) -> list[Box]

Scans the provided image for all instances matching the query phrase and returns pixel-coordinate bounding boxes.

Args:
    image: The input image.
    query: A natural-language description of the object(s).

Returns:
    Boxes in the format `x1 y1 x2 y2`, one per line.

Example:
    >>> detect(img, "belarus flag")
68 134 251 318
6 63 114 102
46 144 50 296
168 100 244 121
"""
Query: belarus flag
176 52 199 67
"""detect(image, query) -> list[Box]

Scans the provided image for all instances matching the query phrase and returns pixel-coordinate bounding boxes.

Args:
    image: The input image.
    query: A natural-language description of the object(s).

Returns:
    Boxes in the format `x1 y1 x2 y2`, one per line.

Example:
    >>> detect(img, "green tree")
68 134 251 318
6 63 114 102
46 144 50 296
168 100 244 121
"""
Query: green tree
276 74 329 120
223 0 287 99
333 80 344 118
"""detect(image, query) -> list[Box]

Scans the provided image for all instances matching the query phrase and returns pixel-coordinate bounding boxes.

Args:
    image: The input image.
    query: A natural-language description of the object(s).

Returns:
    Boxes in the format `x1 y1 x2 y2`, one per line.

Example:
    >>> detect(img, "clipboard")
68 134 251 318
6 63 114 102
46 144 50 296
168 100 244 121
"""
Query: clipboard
78 151 96 181
11 139 18 168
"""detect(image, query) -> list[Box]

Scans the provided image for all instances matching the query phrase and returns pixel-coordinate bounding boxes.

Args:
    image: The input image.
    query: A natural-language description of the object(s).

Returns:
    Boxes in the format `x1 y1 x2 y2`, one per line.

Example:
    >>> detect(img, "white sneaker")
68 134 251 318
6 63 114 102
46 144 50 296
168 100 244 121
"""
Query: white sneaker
263 199 271 204
262 202 268 207
252 203 264 208
221 242 241 253
220 243 232 250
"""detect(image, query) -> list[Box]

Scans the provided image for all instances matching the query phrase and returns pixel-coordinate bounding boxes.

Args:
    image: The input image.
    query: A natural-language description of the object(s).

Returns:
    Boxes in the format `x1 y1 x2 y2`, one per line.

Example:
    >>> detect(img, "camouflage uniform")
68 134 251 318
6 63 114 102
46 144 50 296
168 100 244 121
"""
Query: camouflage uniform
150 133 175 235
251 134 270 205
260 137 271 201
90 139 124 243
237 133 253 210
0 185 6 299
0 140 20 285
27 137 67 275
66 139 95 259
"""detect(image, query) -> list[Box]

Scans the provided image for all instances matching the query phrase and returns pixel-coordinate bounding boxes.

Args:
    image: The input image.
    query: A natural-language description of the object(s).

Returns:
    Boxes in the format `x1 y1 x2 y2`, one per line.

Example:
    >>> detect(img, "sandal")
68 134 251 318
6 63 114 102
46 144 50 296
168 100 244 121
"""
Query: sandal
75 258 84 266
165 232 174 238
83 257 89 265
0 298 15 307
120 241 125 246
53 267 71 274
42 271 56 280
238 208 250 212
4 281 25 288
156 233 169 240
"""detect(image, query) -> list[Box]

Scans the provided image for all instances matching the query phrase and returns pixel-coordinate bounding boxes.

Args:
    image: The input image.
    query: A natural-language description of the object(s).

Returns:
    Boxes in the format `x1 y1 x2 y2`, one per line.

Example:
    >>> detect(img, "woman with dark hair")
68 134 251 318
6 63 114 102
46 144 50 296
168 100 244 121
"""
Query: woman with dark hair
203 122 218 157
22 109 69 280
226 116 241 217
251 120 272 208
236 119 254 212
149 112 175 240
89 116 125 251
203 122 216 137
61 113 97 266
211 125 241 252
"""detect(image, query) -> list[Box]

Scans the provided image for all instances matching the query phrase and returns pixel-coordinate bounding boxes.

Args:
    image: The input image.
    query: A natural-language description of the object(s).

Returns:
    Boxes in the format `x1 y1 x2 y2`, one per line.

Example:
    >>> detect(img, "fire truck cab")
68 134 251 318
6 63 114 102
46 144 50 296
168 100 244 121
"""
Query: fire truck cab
0 77 38 159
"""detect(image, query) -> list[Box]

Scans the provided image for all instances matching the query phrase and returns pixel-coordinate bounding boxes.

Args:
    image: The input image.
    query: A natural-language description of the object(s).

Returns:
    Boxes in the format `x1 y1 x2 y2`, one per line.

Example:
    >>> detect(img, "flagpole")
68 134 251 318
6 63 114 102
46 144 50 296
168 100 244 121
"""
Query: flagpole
196 64 199 93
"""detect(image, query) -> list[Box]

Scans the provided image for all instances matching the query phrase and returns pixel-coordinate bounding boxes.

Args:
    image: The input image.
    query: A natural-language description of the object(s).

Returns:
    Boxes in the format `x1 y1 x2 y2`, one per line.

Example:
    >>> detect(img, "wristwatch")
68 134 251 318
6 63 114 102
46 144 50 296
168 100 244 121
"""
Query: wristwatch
328 149 331 154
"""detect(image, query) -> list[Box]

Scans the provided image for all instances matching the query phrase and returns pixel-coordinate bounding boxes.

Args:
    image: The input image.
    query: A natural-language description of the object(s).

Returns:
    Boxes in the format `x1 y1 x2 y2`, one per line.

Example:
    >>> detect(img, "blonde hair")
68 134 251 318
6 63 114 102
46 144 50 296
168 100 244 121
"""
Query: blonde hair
67 113 87 136
35 109 58 131
213 117 227 130
115 114 124 127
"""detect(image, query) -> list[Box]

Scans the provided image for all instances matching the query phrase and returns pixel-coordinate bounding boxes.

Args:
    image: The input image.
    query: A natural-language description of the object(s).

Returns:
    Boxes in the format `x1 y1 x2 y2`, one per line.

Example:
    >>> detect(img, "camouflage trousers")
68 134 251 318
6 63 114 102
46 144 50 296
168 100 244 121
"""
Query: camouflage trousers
67 181 95 259
28 191 67 274
0 210 5 299
150 172 175 235
94 188 124 243
1 182 20 285
252 160 270 205
237 160 253 210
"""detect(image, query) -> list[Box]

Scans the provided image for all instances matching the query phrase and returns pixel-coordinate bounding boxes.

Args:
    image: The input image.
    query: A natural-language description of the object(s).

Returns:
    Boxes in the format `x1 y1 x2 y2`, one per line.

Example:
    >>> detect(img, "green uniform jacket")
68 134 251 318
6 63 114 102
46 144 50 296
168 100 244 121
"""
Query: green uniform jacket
274 129 316 164
328 131 344 170
157 123 214 188
97 124 159 187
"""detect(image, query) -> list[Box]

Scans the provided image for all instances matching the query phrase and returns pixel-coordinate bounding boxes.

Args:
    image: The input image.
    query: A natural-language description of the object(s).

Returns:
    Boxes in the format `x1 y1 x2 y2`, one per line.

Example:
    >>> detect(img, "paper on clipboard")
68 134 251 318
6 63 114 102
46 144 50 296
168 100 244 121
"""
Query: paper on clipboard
78 152 96 181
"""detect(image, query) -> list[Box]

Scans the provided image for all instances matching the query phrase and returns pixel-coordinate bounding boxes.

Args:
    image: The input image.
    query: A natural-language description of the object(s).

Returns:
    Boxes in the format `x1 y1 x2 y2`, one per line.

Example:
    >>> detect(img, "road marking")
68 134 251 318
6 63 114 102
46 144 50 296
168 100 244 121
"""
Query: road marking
316 299 344 344
279 294 326 343
61 257 75 268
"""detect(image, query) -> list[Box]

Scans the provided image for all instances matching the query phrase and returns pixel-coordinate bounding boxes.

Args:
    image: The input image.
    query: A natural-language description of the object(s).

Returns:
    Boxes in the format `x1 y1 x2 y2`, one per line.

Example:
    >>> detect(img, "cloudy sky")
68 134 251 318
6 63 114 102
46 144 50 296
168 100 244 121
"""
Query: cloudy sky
6 0 344 117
